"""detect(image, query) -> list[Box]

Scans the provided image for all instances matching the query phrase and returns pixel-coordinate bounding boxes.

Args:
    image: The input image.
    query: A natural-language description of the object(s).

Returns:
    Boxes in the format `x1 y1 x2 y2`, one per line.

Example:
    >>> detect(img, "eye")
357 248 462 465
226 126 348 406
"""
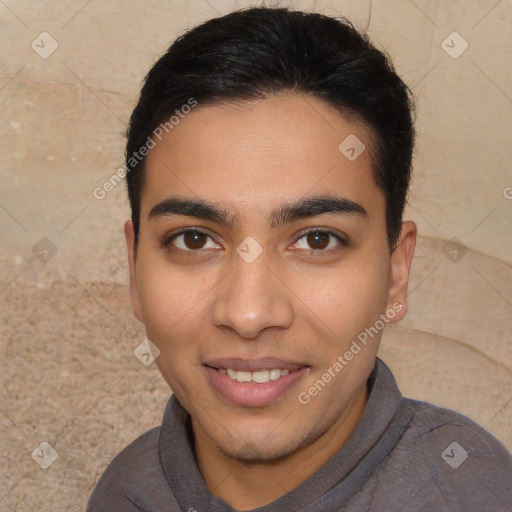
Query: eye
164 229 221 252
294 229 345 251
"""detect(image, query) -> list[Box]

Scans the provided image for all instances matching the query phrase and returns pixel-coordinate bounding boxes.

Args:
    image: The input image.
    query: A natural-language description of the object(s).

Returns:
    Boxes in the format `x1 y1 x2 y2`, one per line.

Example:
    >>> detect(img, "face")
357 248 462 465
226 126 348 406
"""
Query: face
125 93 415 462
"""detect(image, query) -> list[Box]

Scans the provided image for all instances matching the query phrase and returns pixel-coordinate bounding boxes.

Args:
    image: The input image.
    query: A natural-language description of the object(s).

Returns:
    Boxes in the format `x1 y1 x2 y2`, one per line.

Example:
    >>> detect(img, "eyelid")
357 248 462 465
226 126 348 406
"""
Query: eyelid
162 227 348 253
162 227 221 251
292 228 348 251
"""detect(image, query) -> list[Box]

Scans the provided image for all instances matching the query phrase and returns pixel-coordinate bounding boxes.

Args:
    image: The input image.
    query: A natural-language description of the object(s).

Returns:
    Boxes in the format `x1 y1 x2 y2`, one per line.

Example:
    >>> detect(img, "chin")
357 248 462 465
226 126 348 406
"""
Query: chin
212 422 316 464
218 438 298 464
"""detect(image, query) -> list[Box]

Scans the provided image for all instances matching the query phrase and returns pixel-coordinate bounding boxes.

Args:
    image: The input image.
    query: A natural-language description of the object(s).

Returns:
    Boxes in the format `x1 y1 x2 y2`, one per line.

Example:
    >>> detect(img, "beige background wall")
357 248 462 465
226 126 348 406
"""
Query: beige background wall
1 0 511 509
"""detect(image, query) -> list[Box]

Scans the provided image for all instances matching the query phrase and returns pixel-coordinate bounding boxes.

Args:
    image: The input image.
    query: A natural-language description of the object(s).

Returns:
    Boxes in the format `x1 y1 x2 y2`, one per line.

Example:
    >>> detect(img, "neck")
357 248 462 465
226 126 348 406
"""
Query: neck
193 383 368 510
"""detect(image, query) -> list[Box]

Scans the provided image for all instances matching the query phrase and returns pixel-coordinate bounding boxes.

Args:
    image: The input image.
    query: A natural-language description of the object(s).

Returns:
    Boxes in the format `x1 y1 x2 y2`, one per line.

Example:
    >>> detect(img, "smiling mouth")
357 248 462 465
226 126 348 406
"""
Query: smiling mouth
204 363 310 407
206 365 308 384
205 365 309 384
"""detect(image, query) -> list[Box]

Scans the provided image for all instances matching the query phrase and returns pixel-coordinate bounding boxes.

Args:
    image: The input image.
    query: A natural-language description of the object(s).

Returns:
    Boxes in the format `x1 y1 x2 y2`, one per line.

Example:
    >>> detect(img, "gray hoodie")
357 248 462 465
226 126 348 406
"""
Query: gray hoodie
86 359 512 511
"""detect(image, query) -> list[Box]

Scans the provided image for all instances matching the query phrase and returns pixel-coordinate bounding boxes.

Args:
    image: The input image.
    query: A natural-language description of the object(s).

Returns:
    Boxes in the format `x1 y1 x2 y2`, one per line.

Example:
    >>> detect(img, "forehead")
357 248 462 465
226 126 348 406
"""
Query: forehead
141 93 383 220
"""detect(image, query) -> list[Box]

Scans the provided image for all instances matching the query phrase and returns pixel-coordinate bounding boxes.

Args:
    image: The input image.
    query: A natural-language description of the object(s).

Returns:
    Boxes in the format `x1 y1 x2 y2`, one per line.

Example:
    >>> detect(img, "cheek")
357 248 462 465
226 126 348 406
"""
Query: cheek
136 255 211 345
304 251 390 348
136 262 211 391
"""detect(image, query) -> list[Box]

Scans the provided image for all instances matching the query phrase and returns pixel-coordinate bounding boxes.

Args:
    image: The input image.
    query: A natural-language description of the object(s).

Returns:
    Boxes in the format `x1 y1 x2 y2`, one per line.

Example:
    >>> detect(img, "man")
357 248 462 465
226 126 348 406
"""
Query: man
87 6 512 511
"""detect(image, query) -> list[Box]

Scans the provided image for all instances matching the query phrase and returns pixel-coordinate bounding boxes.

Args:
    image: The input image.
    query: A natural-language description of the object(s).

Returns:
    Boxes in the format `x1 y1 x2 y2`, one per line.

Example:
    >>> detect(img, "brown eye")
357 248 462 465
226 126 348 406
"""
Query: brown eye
294 229 345 252
166 229 220 252
307 231 330 250
183 231 208 249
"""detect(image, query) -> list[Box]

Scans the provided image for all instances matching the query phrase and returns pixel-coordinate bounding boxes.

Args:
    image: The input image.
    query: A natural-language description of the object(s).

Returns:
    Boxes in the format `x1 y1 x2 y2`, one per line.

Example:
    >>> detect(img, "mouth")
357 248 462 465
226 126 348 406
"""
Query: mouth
206 365 305 384
203 359 310 407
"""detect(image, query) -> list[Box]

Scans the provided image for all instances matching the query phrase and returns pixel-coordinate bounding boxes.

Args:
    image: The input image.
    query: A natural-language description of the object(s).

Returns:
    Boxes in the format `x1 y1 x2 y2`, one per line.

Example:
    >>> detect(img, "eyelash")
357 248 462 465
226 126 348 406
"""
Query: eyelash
161 228 347 255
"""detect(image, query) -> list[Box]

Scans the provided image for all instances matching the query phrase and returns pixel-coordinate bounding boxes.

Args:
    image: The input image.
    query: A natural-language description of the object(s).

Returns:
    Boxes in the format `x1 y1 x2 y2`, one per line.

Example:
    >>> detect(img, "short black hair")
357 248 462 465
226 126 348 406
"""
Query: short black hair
126 6 415 248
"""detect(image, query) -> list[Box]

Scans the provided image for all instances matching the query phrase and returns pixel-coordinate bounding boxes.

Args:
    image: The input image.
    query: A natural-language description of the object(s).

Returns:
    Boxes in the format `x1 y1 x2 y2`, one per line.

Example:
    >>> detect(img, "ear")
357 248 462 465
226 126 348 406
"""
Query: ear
124 220 143 323
386 220 416 323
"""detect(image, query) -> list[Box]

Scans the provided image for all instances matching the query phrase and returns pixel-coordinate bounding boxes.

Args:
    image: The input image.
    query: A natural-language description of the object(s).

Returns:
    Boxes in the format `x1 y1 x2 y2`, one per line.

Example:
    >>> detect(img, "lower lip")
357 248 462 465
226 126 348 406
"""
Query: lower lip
204 366 309 407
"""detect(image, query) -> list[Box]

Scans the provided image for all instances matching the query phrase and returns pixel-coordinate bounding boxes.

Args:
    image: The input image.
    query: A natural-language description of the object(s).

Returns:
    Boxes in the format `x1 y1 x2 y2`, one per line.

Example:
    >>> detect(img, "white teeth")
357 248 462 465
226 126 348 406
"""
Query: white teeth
269 369 281 381
236 371 252 382
221 368 292 383
252 370 270 383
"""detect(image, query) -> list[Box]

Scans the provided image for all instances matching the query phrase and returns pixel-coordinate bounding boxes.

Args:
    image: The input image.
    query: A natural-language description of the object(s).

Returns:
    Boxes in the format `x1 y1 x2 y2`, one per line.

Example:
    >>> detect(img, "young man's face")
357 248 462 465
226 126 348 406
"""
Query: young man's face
125 93 415 462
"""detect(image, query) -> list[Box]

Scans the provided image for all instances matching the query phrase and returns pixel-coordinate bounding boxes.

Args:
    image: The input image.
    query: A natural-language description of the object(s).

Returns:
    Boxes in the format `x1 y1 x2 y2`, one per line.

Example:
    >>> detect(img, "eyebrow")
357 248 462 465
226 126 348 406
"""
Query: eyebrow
148 195 368 228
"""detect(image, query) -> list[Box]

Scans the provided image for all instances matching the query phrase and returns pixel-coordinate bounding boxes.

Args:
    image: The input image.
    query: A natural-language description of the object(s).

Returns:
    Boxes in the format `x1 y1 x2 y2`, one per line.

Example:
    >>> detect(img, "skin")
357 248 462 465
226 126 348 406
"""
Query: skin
124 92 416 510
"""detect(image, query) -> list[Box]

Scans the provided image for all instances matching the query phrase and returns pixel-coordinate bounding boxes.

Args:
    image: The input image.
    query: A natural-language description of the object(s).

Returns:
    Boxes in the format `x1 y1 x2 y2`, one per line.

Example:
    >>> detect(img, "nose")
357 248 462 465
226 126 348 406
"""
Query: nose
210 250 294 339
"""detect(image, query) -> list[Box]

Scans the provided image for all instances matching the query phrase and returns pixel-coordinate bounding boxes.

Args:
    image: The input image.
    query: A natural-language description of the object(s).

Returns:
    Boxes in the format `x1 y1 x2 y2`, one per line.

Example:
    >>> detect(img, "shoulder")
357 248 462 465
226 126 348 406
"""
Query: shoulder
404 398 511 462
101 426 162 479
397 399 512 510
87 426 173 511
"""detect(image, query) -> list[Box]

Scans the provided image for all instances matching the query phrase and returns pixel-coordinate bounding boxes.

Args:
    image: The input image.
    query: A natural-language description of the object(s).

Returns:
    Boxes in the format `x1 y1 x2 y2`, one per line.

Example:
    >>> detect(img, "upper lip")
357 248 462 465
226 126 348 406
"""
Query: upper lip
204 357 308 372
